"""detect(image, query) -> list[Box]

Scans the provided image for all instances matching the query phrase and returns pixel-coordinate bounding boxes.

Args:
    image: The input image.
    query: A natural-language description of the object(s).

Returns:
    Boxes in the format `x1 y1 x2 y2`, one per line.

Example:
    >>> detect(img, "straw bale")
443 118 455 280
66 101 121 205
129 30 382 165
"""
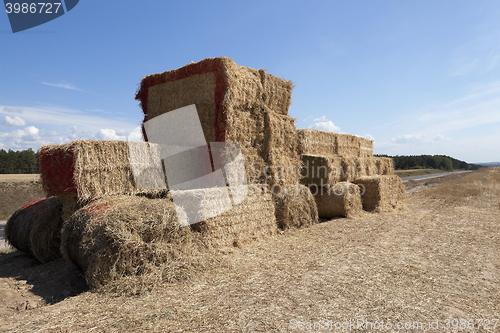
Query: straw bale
354 175 405 212
341 157 394 181
310 182 363 218
297 129 374 158
300 154 343 186
297 129 337 156
263 110 300 186
359 137 374 157
272 184 318 229
60 195 214 293
375 157 394 175
336 134 361 157
258 69 293 115
5 197 63 263
185 185 277 250
39 140 166 201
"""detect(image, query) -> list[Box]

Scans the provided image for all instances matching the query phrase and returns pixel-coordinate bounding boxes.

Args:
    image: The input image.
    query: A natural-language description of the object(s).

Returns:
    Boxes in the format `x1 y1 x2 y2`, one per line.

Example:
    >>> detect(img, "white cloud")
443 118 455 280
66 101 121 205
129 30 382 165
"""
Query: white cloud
95 129 127 141
0 104 139 150
364 134 375 141
392 134 452 145
450 32 500 76
127 126 144 142
309 116 341 132
313 116 328 122
41 81 82 91
434 134 452 142
2 115 26 126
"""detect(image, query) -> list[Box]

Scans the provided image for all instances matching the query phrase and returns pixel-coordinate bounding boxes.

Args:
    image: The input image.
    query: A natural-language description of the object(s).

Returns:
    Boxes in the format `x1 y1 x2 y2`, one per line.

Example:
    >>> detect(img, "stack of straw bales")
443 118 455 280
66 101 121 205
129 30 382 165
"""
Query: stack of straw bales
354 175 405 212
310 182 363 218
298 129 403 217
5 197 64 263
136 57 316 228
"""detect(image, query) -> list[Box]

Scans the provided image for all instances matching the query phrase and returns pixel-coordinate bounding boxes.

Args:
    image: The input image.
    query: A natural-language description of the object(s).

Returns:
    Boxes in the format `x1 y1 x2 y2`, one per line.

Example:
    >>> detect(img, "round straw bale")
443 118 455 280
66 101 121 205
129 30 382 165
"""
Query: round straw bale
60 195 215 293
5 197 63 262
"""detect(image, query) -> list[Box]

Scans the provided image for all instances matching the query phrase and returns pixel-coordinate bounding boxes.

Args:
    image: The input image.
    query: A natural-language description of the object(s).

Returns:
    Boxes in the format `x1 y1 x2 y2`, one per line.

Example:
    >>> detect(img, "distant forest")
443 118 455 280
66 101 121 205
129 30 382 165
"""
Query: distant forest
0 149 39 174
375 154 483 171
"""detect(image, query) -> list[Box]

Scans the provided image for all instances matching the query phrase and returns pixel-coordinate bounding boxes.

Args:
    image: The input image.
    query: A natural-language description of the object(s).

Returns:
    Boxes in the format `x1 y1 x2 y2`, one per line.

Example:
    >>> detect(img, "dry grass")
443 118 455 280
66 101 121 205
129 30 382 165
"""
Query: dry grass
2 169 498 332
0 174 40 182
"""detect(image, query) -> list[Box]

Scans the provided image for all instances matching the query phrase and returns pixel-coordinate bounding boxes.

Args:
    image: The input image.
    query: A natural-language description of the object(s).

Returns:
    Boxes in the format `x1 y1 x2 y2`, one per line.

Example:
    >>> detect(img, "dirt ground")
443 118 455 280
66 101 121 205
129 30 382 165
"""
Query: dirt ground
0 168 498 332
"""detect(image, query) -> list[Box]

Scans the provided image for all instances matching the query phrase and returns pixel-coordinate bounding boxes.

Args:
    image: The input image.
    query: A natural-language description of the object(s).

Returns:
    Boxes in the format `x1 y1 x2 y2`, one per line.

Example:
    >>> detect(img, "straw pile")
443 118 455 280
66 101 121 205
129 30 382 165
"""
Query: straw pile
272 184 318 229
297 129 373 158
135 57 297 188
5 197 64 263
310 182 363 218
60 195 214 293
354 175 405 212
184 185 277 250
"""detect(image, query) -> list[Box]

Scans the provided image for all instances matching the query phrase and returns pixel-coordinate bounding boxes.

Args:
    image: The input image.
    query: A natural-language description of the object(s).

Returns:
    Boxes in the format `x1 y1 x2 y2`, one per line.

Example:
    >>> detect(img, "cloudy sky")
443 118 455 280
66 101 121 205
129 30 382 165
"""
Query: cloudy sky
1 1 500 163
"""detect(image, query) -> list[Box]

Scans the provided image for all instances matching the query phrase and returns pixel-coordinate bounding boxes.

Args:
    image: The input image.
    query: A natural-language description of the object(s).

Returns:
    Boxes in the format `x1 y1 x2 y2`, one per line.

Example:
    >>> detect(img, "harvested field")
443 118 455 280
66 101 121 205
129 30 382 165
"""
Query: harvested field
1 168 498 332
0 174 40 182
0 180 44 220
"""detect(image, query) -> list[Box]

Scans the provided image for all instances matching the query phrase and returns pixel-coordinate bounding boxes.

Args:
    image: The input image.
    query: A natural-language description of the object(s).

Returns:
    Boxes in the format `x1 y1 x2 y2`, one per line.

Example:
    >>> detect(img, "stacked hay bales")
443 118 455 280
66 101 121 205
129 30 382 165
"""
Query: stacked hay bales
5 197 64 263
272 184 318 229
298 129 403 217
354 175 405 212
310 182 363 218
136 57 315 228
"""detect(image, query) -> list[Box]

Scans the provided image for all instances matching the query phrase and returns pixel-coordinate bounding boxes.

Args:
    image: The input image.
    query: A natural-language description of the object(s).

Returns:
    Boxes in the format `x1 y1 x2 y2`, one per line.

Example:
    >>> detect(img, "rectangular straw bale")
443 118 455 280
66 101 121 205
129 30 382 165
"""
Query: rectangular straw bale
39 140 164 201
310 182 362 218
272 184 318 229
336 134 361 157
263 110 300 186
258 69 293 115
354 175 405 212
375 157 394 175
355 158 379 178
297 129 337 156
300 154 343 186
359 137 374 157
193 185 277 250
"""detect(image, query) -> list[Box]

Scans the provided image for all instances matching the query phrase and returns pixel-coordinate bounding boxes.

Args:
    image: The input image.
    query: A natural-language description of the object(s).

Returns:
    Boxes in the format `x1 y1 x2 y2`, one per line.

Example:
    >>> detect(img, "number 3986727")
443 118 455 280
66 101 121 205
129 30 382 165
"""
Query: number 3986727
5 3 62 14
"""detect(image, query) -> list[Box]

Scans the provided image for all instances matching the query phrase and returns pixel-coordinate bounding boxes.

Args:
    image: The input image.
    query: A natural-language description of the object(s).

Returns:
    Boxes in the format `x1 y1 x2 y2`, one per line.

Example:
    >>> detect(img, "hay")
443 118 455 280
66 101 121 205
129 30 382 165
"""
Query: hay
297 129 337 156
297 129 374 158
354 175 405 212
342 157 394 181
263 110 300 186
300 154 343 186
309 182 362 218
184 185 277 250
136 58 296 187
39 140 165 201
258 69 294 115
60 195 215 293
272 184 318 229
5 197 64 263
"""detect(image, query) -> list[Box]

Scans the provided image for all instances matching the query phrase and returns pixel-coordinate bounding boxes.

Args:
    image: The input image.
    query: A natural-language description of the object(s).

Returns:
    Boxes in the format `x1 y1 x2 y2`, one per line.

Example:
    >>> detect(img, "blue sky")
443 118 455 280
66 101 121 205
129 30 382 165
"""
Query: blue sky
1 1 499 163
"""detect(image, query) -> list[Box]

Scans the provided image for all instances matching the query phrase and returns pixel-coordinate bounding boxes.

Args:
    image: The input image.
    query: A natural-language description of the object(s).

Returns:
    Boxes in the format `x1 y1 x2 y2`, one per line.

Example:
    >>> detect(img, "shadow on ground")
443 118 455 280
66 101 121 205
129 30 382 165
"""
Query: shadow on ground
0 250 88 306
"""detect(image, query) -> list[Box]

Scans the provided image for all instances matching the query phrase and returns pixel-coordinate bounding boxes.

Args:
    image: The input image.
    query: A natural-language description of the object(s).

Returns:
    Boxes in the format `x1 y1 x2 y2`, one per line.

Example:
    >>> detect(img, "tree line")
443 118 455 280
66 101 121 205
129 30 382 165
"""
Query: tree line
375 154 483 171
0 149 39 174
